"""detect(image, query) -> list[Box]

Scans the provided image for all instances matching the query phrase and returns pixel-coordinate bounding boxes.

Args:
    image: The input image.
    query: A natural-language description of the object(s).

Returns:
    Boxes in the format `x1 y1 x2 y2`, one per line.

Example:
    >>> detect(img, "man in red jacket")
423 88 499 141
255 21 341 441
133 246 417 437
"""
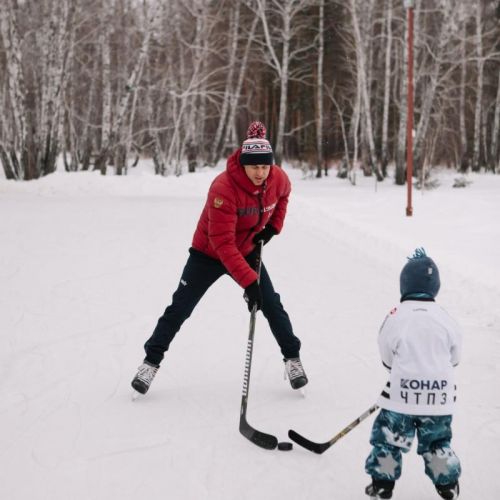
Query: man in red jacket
132 121 307 395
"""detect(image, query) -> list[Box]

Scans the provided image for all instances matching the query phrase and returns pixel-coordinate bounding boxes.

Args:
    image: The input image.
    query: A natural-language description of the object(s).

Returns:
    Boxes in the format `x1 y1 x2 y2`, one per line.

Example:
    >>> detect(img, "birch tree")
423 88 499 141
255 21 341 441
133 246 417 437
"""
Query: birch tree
408 2 458 174
0 0 74 180
37 0 74 177
348 0 383 181
380 0 393 176
458 3 469 171
315 0 325 177
99 0 113 172
395 4 409 185
254 0 314 164
471 0 484 172
0 0 28 179
208 3 241 165
94 0 160 175
325 84 351 181
178 0 215 172
1 0 499 182
164 0 217 174
221 15 260 156
490 69 500 172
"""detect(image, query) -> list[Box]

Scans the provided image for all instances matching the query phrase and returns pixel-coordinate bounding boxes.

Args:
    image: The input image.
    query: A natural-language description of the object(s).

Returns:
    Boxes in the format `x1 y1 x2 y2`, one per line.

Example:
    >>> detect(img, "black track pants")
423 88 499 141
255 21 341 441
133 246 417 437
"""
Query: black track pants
144 248 301 365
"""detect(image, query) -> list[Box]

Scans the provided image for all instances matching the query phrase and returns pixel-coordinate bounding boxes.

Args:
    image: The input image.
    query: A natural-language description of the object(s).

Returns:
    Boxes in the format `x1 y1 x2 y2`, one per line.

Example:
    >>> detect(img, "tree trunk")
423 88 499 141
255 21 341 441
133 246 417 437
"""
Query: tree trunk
38 0 72 177
274 6 290 165
95 1 159 174
0 0 28 179
412 6 456 175
471 1 483 172
209 2 240 166
315 0 324 178
458 11 468 172
381 0 393 177
395 12 408 186
98 2 112 175
348 75 361 185
349 0 383 181
222 16 259 155
489 69 500 172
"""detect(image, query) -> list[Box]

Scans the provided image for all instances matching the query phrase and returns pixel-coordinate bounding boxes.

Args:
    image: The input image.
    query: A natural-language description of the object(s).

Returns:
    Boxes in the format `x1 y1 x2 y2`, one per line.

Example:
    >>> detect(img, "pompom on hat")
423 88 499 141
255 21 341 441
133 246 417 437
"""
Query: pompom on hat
239 121 274 166
400 248 441 300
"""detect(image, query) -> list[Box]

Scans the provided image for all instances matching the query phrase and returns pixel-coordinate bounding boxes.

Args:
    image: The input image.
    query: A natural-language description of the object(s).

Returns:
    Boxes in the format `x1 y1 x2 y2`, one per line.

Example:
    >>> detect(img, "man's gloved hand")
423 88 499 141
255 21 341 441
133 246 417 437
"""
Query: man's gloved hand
252 224 277 245
243 280 263 312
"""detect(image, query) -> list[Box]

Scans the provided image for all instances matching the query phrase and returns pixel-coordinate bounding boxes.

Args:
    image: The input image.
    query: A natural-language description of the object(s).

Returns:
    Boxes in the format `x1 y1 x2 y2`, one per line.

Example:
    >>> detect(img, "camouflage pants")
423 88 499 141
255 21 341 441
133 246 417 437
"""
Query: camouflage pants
365 409 461 486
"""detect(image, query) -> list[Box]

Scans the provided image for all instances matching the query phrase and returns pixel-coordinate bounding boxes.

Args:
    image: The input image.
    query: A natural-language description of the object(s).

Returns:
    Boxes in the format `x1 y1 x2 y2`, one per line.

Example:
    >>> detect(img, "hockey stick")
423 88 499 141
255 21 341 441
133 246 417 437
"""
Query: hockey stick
239 241 278 450
288 404 378 454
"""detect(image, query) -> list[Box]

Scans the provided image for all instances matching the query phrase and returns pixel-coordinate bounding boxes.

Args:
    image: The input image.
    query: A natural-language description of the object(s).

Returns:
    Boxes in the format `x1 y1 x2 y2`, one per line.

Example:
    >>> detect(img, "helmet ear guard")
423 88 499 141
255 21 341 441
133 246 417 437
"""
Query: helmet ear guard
400 248 440 300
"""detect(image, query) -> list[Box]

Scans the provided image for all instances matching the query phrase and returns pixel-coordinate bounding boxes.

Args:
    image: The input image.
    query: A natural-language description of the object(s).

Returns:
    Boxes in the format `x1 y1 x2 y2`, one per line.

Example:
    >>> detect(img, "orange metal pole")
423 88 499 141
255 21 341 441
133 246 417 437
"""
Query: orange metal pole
406 6 414 216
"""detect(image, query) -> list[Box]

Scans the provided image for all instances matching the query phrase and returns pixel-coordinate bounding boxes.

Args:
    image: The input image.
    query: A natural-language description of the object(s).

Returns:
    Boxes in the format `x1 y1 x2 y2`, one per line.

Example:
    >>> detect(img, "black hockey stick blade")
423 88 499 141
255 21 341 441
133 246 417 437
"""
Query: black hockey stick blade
240 417 278 450
287 429 330 454
288 404 379 454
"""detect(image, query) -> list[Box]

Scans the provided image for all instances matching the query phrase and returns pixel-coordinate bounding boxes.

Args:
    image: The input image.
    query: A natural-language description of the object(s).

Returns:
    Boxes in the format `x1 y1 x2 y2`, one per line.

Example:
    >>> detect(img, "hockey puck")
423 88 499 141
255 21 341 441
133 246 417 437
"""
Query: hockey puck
277 441 293 451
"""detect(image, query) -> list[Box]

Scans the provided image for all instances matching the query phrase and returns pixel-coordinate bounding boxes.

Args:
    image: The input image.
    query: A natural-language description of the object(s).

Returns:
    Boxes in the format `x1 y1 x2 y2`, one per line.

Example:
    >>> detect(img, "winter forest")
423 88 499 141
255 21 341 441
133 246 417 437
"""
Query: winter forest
0 0 499 182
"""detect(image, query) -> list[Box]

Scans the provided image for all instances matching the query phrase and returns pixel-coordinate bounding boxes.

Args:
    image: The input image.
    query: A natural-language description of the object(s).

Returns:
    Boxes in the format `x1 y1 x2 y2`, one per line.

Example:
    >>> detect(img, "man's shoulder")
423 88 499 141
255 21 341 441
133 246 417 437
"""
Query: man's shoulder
209 171 238 201
271 165 288 179
211 171 232 189
269 165 291 192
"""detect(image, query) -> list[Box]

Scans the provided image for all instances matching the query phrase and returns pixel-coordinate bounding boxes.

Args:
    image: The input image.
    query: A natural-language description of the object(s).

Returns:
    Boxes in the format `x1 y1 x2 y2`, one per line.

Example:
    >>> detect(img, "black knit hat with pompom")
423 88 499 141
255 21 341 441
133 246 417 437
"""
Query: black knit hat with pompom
239 121 274 166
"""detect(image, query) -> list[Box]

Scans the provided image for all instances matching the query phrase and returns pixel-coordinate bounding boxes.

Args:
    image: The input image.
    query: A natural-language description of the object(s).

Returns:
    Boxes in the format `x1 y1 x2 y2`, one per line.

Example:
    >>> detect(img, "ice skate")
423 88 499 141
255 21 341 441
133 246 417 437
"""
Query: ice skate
284 357 308 390
365 480 394 499
131 361 159 396
436 482 459 500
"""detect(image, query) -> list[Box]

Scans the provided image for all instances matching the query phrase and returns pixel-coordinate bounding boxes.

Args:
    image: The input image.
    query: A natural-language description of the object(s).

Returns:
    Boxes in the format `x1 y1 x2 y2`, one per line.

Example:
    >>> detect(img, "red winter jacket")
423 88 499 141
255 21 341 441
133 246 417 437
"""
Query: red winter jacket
191 148 291 288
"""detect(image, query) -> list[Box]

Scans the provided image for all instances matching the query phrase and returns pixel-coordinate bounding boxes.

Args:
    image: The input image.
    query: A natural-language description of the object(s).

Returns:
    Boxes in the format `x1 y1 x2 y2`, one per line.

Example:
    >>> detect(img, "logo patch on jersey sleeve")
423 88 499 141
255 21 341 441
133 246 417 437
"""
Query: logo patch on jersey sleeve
213 197 224 208
389 307 398 315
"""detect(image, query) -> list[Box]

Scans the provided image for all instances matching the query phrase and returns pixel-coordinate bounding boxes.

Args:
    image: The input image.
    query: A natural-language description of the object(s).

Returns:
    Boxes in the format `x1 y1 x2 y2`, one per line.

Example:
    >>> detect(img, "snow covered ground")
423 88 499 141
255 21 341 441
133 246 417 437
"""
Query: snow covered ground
0 162 499 500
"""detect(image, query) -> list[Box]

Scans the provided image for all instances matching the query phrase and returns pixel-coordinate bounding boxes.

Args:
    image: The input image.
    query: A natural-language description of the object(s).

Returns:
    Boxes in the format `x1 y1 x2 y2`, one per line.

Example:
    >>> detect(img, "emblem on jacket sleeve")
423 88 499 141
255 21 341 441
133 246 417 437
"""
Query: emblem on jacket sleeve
213 197 224 208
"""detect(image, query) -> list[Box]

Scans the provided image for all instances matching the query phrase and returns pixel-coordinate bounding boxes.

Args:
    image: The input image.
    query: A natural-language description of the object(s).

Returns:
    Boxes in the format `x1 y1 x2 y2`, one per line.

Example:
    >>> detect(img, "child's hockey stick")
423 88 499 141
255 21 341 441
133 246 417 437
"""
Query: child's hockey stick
288 404 379 454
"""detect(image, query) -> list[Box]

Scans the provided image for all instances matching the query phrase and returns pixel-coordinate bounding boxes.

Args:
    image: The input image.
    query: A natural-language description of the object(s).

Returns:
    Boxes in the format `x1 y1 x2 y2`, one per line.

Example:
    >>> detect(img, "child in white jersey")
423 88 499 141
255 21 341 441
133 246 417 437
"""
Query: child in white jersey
365 249 462 500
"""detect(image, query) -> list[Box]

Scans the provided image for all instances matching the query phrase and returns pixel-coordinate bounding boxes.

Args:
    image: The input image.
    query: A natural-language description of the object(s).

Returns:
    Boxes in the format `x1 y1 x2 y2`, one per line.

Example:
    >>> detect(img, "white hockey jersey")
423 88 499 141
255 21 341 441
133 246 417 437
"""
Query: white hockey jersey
377 300 462 416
